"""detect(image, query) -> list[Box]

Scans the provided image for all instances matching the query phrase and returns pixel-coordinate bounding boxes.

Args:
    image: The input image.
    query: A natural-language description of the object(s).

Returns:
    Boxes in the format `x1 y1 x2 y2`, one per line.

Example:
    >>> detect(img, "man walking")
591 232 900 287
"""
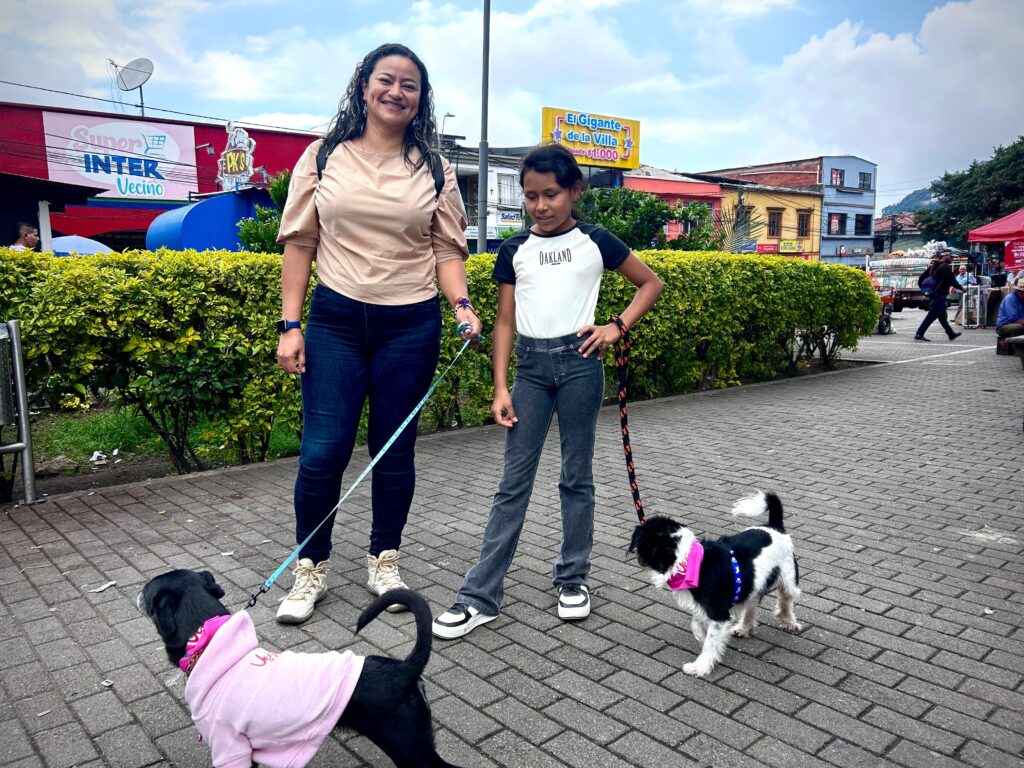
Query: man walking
915 251 964 342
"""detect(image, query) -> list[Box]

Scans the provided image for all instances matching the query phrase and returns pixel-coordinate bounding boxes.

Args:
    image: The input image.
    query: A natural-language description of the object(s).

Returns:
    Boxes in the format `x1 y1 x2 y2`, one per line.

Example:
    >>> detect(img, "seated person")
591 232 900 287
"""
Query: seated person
955 264 978 288
990 262 1008 289
995 277 1024 338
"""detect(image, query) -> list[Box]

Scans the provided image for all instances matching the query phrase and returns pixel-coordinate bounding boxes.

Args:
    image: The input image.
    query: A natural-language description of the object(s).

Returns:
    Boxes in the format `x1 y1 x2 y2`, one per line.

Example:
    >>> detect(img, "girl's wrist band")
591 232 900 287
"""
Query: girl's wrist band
612 316 628 337
453 296 475 315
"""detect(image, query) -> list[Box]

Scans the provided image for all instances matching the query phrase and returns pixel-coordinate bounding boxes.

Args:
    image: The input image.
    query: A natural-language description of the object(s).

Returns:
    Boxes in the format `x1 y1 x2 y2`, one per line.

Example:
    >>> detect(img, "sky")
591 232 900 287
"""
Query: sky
1 0 1021 212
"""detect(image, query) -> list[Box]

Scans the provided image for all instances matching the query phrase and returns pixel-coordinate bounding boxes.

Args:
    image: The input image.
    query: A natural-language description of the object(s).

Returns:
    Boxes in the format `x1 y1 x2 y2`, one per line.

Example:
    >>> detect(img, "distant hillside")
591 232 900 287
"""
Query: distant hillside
882 187 938 216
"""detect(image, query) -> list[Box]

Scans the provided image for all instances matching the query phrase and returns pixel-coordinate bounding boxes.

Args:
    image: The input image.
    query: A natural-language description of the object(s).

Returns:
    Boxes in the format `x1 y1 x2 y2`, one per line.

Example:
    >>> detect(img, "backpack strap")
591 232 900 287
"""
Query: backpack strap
316 141 445 199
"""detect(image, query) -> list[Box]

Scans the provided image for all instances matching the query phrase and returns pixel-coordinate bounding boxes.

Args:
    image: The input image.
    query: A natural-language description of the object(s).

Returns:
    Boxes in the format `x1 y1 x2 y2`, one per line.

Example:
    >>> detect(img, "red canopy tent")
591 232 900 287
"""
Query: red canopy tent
967 208 1024 242
968 208 1024 270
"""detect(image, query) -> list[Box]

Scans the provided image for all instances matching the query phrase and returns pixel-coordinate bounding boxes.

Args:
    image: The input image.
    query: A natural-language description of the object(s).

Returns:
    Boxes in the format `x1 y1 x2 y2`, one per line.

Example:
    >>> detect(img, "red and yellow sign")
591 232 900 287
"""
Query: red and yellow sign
541 107 640 170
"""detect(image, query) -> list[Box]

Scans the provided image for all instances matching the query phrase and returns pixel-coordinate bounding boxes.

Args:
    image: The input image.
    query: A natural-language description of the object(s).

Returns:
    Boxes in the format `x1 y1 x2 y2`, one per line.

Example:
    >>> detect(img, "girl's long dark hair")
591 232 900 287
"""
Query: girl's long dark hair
519 143 587 222
322 43 438 173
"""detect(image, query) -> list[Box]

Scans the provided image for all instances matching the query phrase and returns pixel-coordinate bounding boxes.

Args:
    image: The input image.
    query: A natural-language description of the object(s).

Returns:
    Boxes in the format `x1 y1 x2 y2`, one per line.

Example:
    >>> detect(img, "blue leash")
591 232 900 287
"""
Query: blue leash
245 325 478 608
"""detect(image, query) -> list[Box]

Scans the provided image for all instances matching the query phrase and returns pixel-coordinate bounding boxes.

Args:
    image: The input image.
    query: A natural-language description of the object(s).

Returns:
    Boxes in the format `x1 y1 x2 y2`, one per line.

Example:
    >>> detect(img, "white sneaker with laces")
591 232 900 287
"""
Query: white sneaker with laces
276 558 328 624
367 549 408 613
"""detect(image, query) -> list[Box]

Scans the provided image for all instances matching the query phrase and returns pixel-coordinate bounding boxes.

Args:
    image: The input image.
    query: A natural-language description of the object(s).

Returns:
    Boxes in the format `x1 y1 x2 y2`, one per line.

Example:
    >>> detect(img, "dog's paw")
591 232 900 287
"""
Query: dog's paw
683 660 713 678
731 622 757 638
777 617 802 633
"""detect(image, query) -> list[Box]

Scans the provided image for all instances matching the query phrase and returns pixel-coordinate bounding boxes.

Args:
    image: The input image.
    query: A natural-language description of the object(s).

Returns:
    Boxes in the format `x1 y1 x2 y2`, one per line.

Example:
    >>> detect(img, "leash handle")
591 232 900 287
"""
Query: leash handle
612 315 646 526
244 333 476 609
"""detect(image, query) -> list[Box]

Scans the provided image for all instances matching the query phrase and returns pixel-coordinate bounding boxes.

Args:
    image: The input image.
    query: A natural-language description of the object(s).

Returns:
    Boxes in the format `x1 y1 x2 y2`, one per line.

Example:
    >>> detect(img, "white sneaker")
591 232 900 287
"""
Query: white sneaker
432 603 497 639
367 550 408 613
557 585 591 620
276 558 328 624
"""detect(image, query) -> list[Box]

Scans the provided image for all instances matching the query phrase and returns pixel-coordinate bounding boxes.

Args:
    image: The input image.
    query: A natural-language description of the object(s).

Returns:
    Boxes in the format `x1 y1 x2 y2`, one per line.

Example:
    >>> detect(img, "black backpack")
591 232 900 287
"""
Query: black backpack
315 142 445 199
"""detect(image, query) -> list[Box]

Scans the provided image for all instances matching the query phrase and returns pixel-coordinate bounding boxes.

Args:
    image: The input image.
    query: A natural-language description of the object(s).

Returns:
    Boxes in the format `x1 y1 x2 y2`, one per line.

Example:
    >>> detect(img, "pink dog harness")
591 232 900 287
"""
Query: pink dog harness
666 540 704 590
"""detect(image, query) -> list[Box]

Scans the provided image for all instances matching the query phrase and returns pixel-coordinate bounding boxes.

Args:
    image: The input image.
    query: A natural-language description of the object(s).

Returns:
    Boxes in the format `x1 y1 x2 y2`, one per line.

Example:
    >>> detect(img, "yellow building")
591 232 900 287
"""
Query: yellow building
715 181 822 261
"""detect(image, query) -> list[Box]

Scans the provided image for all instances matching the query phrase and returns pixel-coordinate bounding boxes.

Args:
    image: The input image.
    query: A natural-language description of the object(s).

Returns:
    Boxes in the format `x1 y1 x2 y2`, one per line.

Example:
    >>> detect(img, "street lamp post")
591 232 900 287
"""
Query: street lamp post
477 0 490 255
439 112 454 149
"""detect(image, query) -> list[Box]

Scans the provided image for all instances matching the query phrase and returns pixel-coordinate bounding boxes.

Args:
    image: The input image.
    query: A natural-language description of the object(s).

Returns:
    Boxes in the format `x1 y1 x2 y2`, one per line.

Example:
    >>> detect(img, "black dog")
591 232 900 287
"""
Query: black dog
139 569 458 767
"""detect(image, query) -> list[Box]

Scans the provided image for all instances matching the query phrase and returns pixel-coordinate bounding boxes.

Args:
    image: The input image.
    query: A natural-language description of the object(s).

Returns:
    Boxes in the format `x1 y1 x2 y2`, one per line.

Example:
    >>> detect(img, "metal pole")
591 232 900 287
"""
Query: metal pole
8 321 36 503
476 0 490 255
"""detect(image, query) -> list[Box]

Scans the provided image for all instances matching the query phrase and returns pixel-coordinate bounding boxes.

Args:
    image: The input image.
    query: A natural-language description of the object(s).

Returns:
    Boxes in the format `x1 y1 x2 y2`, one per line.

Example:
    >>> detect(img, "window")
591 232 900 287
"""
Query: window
855 214 872 236
797 210 811 238
859 172 872 190
767 209 783 238
830 168 845 187
497 174 519 206
828 213 847 235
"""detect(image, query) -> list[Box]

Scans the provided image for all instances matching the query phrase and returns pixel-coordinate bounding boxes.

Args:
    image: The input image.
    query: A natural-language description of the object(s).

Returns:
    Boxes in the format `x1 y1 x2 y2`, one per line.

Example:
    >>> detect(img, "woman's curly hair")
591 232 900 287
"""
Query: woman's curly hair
322 43 438 173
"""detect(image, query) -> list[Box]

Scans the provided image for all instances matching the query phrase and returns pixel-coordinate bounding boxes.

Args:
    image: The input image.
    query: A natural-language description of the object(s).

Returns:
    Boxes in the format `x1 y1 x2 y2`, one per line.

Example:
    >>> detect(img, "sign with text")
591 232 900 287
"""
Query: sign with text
43 111 198 201
779 240 802 253
756 243 779 253
1006 239 1024 271
217 122 256 190
541 107 640 170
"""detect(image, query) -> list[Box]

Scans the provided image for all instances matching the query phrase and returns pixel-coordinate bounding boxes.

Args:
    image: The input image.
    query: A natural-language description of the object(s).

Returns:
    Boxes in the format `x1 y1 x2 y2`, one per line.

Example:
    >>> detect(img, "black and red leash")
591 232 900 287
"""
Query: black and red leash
611 316 649 553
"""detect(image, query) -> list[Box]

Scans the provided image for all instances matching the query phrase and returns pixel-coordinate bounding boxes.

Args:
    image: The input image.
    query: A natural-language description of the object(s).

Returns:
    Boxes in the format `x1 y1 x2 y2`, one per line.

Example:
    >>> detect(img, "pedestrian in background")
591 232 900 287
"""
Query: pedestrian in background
9 223 38 252
274 42 482 624
996 277 1024 351
916 251 964 342
433 143 663 639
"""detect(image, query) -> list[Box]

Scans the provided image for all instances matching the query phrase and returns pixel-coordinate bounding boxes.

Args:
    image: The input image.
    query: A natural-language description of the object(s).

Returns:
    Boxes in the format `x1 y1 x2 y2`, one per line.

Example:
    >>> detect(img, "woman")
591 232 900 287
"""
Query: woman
275 43 481 624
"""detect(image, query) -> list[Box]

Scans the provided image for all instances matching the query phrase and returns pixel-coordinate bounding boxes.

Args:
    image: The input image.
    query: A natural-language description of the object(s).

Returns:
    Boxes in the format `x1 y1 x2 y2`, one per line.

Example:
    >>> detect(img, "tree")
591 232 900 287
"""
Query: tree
578 187 674 250
915 136 1024 245
237 169 292 253
667 201 726 251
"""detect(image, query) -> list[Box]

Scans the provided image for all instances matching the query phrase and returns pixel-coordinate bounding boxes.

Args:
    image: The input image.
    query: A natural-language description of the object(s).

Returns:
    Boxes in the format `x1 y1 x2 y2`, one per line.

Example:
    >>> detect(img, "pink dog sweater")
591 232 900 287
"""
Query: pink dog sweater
183 611 364 768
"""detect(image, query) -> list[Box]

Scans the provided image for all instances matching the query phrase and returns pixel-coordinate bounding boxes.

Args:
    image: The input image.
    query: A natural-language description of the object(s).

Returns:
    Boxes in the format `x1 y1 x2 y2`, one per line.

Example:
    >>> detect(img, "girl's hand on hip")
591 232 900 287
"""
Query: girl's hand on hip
577 323 622 358
277 331 306 375
491 389 517 428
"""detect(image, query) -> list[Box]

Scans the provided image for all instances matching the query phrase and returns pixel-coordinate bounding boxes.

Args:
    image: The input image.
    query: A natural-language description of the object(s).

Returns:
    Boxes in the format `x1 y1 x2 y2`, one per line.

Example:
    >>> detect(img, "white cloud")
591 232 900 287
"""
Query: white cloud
684 0 799 18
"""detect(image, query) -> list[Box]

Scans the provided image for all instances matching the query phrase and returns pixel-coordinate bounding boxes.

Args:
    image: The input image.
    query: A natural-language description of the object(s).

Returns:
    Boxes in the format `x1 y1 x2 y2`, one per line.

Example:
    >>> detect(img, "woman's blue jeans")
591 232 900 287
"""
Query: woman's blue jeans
456 332 605 616
294 284 441 561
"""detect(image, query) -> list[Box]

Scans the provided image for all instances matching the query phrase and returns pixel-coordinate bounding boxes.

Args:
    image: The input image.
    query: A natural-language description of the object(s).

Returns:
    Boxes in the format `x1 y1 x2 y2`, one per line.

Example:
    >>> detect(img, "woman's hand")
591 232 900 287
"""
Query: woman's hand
490 388 517 428
576 322 623 358
277 330 306 374
455 305 483 341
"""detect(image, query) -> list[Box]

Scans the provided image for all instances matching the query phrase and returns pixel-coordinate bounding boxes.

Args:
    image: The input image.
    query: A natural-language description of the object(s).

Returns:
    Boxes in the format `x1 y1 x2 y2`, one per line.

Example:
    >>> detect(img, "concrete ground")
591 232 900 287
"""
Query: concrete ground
2 310 1022 767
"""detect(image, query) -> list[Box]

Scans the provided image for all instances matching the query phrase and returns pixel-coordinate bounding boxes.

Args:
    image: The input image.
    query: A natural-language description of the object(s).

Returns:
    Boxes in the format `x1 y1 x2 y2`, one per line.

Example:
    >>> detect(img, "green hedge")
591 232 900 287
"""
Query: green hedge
0 248 878 472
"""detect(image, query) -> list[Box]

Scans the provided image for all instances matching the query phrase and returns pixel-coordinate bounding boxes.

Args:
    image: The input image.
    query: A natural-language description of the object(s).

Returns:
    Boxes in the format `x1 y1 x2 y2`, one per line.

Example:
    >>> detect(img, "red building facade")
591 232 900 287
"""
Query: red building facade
623 166 721 241
0 101 317 246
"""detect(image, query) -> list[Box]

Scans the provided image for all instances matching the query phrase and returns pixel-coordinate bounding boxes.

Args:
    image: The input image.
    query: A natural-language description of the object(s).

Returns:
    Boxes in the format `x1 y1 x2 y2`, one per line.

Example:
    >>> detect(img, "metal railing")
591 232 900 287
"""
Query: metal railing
0 320 37 503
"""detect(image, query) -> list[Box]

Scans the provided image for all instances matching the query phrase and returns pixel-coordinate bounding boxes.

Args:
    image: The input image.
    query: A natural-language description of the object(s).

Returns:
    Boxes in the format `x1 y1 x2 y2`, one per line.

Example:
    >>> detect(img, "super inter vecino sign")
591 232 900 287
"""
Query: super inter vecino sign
541 107 639 170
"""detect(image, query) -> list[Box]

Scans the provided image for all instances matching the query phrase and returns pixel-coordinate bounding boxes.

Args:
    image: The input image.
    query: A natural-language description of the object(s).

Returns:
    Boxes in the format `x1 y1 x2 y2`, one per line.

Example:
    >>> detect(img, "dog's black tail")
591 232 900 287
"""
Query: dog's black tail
356 588 432 680
731 490 785 532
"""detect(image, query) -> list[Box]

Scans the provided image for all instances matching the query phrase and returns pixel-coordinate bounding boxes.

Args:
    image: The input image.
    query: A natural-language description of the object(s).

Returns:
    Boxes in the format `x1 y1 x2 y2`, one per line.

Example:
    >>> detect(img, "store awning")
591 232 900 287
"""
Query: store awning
50 205 168 237
0 171 106 207
967 208 1024 242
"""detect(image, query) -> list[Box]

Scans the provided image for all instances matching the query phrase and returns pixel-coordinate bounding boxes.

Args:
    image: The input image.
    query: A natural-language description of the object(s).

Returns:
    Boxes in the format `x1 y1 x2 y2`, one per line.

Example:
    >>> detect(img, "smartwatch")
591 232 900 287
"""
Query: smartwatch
276 319 302 334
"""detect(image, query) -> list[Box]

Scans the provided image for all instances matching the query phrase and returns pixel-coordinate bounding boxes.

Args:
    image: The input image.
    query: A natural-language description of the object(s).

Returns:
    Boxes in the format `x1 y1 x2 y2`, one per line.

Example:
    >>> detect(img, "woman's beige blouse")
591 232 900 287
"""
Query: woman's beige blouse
277 140 469 305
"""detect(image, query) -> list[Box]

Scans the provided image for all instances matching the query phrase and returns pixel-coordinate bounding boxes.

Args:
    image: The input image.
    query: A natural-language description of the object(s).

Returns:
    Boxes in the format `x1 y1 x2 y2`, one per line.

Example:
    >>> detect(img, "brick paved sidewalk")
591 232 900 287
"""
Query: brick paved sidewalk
1 321 1022 767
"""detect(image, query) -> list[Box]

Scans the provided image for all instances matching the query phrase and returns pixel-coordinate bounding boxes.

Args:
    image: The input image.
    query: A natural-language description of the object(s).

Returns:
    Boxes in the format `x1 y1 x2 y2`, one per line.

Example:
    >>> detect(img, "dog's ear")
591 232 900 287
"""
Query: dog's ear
151 590 181 640
200 571 225 600
627 524 645 554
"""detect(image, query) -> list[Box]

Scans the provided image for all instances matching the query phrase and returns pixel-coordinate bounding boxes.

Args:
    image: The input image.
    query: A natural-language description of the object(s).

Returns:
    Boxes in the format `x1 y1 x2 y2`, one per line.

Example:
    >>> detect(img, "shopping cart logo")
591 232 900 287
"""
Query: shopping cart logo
142 134 166 155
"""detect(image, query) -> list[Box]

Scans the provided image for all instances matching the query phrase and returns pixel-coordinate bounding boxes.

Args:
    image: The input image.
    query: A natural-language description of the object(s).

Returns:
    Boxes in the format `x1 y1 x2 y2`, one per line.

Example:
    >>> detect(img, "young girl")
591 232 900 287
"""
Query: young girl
433 143 664 638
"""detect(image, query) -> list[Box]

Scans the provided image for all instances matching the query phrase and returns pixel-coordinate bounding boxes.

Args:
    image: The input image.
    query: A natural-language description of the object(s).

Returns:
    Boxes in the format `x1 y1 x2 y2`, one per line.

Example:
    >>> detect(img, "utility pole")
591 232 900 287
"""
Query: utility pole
476 0 490 255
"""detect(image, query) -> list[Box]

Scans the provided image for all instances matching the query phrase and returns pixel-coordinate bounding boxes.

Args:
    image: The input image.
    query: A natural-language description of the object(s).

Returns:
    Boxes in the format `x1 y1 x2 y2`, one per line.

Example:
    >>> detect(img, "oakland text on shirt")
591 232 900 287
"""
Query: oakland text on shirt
539 247 573 265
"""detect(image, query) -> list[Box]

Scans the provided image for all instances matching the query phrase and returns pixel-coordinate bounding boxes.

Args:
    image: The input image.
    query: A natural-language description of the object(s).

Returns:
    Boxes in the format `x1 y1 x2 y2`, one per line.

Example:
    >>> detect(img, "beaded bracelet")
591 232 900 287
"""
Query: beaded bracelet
453 296 475 315
612 316 628 338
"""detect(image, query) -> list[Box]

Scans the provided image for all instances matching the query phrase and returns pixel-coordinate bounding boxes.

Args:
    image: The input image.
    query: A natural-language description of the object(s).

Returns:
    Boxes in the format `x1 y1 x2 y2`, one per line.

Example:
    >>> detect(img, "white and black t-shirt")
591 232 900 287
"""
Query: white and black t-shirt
492 223 630 339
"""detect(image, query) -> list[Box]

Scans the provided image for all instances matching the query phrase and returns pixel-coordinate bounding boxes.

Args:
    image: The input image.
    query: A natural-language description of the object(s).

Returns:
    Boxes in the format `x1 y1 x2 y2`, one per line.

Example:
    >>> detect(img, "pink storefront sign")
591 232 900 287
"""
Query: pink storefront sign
43 111 199 201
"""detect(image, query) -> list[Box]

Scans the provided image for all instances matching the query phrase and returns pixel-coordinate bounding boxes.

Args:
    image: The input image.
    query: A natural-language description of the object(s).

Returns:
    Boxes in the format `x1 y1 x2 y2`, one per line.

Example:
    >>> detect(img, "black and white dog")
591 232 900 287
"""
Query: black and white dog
629 491 801 677
139 569 458 768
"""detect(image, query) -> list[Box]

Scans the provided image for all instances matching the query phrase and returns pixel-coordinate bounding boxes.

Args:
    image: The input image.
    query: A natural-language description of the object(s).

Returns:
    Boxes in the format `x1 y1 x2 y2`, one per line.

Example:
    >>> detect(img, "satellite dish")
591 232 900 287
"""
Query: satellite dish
116 58 154 91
